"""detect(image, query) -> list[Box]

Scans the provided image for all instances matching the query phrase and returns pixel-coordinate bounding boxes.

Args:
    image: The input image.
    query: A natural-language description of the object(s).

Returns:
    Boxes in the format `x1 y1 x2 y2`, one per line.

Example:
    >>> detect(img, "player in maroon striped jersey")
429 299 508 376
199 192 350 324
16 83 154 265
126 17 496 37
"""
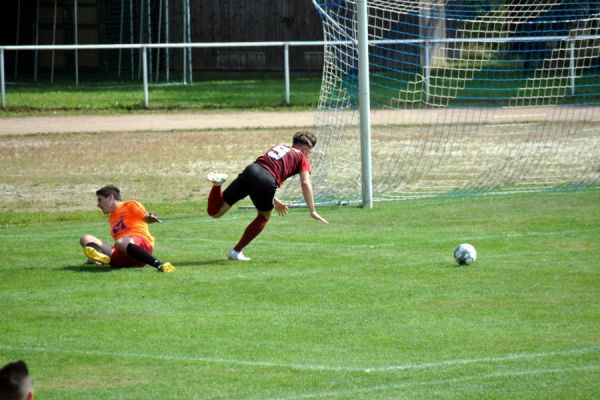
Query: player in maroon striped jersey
206 131 328 261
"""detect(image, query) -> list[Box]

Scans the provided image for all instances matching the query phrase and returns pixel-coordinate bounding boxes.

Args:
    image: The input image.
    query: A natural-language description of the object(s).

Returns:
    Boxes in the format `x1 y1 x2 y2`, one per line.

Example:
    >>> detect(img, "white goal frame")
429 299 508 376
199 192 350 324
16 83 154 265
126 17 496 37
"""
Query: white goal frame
309 0 600 206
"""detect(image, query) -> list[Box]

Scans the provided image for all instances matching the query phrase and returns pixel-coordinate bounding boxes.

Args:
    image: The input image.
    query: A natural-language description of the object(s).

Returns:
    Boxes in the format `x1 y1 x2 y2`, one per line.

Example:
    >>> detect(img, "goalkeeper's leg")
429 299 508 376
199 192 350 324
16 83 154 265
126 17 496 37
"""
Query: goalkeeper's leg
80 234 113 264
114 237 175 272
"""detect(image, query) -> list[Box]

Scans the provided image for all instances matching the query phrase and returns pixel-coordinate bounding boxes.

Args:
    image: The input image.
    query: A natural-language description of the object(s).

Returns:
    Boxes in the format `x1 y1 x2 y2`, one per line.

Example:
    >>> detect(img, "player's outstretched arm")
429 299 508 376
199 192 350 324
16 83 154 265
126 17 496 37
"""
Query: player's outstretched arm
299 171 329 224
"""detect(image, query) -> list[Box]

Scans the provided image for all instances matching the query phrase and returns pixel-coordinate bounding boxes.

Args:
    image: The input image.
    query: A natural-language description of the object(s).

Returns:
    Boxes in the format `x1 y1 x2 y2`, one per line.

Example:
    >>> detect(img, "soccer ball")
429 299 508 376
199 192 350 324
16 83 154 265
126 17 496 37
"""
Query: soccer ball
454 243 477 265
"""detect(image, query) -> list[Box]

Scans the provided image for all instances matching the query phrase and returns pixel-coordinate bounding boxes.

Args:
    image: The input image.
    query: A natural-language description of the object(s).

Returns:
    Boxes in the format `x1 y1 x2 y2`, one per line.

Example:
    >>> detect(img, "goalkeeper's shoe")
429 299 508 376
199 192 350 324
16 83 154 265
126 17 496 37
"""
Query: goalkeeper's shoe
228 250 251 261
158 262 176 273
83 246 110 265
206 172 228 186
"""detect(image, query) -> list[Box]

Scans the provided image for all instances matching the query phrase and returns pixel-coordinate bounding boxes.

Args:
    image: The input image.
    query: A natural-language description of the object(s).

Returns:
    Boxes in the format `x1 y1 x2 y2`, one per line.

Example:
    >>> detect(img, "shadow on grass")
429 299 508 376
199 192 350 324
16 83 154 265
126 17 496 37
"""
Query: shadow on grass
443 263 472 269
62 259 247 271
175 259 232 267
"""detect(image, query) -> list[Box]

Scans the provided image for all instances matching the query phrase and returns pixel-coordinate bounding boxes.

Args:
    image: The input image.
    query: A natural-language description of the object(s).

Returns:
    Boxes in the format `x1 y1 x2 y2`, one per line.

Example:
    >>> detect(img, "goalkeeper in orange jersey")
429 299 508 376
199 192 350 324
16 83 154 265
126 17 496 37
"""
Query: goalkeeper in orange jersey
79 185 175 272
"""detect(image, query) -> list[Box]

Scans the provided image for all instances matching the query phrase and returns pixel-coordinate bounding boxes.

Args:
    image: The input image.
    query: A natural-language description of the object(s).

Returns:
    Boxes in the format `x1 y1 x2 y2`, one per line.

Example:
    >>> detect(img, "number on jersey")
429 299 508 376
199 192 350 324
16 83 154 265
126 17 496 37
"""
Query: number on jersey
267 145 291 160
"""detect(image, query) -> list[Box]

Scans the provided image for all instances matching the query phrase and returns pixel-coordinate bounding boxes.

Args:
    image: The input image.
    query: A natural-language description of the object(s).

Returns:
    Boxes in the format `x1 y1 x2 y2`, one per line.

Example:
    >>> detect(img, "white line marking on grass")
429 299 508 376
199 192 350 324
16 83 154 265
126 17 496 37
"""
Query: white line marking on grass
0 344 597 373
362 346 600 372
0 345 350 371
270 365 600 400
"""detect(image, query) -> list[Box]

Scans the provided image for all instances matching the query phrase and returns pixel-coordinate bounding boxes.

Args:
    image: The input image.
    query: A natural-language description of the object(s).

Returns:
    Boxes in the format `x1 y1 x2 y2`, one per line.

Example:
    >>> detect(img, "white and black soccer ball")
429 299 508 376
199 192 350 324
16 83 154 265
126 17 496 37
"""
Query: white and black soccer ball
454 243 477 266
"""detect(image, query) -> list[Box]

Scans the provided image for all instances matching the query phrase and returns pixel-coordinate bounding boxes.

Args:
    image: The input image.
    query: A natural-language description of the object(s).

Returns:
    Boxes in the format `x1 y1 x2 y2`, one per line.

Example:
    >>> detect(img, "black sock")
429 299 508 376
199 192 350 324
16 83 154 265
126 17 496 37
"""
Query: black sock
126 243 161 268
85 242 103 252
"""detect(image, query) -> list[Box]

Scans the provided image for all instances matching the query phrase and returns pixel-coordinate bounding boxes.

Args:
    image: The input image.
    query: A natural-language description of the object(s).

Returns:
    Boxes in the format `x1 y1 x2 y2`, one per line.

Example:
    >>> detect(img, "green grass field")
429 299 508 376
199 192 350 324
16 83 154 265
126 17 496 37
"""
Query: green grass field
0 73 322 115
3 69 598 115
1 189 599 399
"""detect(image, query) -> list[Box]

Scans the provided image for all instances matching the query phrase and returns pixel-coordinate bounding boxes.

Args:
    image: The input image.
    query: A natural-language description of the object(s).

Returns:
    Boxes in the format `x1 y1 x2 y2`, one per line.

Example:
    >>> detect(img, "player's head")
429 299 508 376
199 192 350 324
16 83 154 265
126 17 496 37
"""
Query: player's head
292 131 317 154
0 360 34 400
96 185 122 201
96 185 121 214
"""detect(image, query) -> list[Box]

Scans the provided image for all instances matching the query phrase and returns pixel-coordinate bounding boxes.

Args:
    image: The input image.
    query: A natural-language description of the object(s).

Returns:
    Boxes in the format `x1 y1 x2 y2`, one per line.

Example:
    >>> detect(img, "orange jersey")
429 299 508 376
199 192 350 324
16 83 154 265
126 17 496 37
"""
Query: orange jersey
108 200 155 246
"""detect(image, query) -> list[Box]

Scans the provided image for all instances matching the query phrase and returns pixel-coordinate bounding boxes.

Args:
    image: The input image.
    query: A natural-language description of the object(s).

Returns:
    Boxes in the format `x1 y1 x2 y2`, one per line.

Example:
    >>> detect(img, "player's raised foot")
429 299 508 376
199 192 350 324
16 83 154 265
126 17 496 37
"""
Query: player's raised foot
158 262 176 272
228 250 251 261
206 172 228 186
83 246 110 265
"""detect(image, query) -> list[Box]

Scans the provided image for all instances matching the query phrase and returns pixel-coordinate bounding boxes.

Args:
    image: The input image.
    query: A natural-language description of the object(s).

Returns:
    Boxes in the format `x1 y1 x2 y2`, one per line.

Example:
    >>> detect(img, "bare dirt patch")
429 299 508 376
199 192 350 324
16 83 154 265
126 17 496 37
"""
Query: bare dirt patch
2 107 598 211
0 110 315 212
0 111 315 135
0 128 294 212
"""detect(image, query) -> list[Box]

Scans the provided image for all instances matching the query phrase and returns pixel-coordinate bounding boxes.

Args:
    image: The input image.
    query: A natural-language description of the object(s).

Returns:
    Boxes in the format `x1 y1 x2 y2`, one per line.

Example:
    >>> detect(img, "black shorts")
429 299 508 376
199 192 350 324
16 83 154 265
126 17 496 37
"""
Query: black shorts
223 163 278 212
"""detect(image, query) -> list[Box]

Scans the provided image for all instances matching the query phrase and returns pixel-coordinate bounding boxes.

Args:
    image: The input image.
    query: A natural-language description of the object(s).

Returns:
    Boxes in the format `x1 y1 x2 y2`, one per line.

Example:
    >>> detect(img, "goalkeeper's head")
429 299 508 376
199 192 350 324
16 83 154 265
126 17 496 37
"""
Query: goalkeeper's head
95 185 122 214
293 131 317 149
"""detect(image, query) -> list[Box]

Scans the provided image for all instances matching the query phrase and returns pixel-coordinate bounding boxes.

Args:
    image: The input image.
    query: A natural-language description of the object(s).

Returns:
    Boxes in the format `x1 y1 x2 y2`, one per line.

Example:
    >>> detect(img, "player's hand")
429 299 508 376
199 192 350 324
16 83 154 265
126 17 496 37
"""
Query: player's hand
274 199 289 216
310 210 329 224
145 213 162 223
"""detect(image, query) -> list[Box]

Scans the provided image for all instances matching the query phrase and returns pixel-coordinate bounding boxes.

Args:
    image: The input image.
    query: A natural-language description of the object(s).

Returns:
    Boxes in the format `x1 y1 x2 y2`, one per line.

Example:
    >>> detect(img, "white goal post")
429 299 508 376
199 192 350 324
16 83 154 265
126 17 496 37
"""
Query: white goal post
280 0 600 206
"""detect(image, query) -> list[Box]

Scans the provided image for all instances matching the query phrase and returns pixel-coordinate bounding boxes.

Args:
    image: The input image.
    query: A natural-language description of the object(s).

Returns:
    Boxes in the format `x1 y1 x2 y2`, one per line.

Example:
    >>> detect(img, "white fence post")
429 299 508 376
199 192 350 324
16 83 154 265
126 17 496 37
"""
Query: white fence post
143 46 149 107
284 43 290 105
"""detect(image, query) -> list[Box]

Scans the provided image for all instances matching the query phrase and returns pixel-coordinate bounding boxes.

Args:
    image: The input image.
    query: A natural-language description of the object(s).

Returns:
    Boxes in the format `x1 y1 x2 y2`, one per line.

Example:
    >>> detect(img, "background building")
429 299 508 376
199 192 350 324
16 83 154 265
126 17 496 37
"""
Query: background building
0 0 325 80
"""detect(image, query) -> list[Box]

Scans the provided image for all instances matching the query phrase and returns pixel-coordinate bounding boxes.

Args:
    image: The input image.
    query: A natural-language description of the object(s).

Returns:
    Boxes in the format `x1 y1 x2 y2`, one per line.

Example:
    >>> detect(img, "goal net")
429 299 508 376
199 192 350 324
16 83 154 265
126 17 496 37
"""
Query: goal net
283 0 600 204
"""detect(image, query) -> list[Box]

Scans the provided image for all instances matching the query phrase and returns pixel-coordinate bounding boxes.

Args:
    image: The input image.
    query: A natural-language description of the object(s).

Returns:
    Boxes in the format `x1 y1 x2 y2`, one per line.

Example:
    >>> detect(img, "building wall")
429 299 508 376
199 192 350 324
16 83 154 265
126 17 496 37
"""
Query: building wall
1 0 325 76
181 0 325 71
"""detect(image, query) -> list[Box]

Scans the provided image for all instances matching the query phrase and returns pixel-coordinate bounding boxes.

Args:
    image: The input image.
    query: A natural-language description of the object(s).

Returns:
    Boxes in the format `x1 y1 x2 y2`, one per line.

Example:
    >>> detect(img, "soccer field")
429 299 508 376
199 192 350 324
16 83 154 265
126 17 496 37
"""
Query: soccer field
1 189 599 399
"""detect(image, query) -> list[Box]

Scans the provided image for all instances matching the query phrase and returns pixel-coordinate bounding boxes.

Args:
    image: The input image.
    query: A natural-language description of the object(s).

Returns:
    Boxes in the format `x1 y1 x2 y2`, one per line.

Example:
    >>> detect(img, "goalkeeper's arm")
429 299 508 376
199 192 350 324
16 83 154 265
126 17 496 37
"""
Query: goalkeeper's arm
143 213 162 223
299 171 328 224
